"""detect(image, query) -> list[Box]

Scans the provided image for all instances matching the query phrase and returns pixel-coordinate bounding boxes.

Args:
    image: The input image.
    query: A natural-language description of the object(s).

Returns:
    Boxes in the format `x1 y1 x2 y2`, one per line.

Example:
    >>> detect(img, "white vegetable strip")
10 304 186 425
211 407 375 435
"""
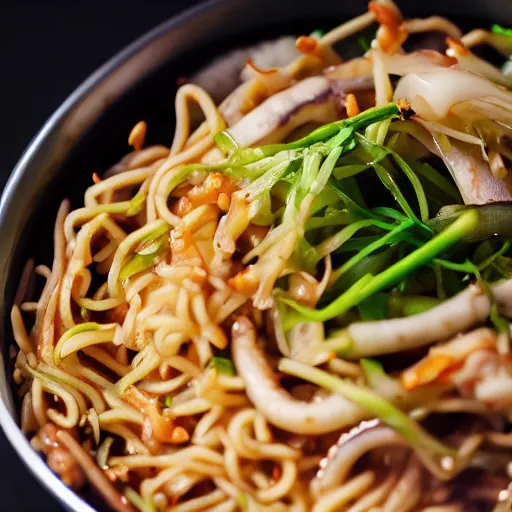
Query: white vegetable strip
344 279 512 358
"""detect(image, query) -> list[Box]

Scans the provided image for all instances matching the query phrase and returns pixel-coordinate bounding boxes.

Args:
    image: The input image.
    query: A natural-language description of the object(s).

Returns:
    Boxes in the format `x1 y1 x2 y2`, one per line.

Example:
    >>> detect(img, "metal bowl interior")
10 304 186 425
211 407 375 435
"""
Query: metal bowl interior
1 0 512 509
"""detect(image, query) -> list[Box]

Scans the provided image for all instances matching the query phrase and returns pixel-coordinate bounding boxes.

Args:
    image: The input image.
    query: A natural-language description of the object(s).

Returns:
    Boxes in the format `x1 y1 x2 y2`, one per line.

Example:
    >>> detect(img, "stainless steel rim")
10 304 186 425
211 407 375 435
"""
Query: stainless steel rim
2 0 511 509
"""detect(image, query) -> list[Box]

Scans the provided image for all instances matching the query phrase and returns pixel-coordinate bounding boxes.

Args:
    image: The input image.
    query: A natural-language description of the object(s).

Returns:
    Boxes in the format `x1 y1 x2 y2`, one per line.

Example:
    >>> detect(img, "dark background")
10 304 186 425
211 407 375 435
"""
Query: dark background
1 1 201 509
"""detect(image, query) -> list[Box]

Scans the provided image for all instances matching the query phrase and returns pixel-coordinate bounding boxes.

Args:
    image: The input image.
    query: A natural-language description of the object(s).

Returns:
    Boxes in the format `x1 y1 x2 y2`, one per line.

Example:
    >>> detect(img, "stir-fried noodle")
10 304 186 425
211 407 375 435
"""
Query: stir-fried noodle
11 1 512 510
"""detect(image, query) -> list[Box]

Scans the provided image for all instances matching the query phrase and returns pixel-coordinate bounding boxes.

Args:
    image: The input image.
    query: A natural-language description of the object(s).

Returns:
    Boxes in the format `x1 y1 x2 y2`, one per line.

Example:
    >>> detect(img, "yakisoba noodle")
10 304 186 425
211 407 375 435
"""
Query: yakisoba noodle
11 1 512 511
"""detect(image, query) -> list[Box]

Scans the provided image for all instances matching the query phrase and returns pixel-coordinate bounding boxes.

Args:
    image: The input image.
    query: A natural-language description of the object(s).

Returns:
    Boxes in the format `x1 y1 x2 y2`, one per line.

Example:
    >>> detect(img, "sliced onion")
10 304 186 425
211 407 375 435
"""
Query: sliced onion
394 69 512 121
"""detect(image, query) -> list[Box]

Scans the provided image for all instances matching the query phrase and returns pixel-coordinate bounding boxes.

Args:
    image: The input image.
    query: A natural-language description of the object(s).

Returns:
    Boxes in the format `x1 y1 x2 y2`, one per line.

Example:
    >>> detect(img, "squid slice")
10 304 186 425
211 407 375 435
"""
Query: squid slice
344 279 512 359
232 316 367 435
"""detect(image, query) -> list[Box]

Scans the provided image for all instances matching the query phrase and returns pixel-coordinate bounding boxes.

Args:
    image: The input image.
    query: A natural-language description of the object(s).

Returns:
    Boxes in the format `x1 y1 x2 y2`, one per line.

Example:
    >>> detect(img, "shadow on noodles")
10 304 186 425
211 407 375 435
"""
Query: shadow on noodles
10 1 512 510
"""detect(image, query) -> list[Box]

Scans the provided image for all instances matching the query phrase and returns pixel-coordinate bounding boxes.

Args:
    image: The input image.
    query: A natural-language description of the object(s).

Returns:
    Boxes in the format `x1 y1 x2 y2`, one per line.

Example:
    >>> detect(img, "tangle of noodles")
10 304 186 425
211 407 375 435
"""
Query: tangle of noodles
11 2 512 511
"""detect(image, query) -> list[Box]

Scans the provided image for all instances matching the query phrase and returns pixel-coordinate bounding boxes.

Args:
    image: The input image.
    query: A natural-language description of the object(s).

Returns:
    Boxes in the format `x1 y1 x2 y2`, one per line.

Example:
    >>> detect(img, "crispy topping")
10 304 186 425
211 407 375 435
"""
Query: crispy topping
296 36 319 54
217 192 231 212
446 36 469 56
128 121 147 152
369 0 407 53
346 93 361 117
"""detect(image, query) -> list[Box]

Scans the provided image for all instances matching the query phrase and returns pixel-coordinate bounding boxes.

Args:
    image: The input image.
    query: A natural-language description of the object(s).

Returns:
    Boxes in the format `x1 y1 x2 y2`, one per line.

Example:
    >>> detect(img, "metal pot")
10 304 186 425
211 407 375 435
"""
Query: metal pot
1 0 511 510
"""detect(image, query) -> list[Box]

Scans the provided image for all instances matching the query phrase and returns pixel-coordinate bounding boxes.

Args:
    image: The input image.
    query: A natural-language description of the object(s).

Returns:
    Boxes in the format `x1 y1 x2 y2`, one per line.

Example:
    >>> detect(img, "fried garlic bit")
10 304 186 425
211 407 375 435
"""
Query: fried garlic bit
346 94 361 118
369 0 407 54
128 120 147 152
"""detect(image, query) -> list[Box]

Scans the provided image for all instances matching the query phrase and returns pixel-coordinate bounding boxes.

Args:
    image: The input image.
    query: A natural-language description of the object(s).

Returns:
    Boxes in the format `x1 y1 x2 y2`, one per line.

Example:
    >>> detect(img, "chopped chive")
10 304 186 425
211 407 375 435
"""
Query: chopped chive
278 358 467 478
280 210 479 322
358 35 371 51
492 24 512 37
310 29 325 39
207 356 235 376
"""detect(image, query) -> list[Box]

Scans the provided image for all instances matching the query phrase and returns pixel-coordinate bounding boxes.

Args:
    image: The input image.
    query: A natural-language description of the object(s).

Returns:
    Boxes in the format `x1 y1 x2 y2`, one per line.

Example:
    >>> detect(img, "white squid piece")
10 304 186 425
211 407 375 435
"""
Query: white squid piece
232 316 368 435
343 279 512 358
227 76 340 147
